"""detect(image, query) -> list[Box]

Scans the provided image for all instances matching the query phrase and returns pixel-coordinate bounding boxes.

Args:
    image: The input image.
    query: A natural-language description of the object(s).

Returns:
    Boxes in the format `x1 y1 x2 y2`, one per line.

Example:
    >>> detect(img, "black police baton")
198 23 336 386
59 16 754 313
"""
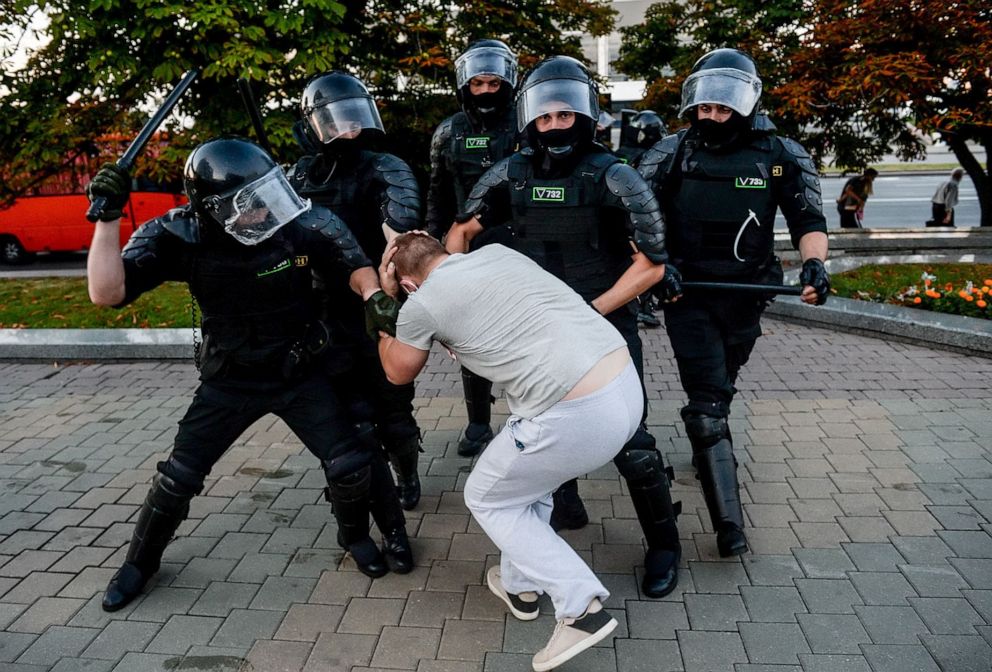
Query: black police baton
86 69 199 223
237 77 274 157
680 281 804 296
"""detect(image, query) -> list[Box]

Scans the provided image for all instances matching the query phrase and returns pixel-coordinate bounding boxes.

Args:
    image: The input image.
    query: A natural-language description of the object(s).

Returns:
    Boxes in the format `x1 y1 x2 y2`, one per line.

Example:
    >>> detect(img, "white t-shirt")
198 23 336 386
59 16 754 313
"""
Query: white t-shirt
396 245 626 418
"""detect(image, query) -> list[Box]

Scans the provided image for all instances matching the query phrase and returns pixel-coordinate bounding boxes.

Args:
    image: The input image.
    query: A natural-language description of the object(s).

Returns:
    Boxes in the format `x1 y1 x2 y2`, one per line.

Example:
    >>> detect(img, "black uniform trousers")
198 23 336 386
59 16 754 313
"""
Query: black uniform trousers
170 373 357 479
662 293 764 419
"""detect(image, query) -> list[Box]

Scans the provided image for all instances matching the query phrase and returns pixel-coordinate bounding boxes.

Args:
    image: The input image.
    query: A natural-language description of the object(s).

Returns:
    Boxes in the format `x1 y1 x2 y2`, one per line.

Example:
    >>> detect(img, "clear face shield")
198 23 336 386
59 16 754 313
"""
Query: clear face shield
306 96 384 144
206 167 312 245
679 68 762 117
516 78 597 132
455 47 518 89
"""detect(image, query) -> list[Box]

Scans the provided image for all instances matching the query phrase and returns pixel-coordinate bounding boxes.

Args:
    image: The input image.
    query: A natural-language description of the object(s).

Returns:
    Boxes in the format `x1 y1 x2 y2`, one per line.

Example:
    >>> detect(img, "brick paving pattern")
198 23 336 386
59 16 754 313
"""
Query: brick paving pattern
1 318 990 671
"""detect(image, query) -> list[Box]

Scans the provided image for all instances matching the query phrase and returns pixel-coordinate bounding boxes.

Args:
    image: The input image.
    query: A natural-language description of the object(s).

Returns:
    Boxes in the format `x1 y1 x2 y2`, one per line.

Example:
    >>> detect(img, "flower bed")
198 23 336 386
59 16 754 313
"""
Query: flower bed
831 263 992 320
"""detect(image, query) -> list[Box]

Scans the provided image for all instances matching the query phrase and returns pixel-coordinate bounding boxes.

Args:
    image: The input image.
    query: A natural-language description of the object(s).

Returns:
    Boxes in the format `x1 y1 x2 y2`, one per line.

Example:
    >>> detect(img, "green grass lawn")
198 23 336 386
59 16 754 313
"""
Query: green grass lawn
0 278 193 328
832 263 992 320
3 265 990 328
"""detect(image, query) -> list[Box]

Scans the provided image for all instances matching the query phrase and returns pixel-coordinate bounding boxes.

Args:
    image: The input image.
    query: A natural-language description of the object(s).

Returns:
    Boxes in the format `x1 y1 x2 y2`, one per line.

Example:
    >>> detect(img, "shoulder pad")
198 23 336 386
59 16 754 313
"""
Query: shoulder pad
158 207 200 243
602 164 667 263
431 117 455 160
459 158 512 221
637 132 683 183
296 205 371 270
776 136 818 174
582 150 621 174
776 136 823 215
372 153 422 232
121 212 191 266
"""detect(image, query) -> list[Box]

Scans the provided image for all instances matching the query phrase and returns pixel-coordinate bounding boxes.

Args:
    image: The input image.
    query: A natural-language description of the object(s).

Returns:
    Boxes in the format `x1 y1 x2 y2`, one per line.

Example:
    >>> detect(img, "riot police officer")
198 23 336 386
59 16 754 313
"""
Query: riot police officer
426 39 520 457
85 138 413 611
287 72 424 510
638 48 830 557
445 56 684 599
616 110 666 167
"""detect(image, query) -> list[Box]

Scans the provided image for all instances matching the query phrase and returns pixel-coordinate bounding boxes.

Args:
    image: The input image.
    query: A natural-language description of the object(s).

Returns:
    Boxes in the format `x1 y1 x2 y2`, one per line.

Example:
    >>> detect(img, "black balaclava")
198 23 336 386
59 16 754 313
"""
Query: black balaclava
690 110 750 151
469 83 513 125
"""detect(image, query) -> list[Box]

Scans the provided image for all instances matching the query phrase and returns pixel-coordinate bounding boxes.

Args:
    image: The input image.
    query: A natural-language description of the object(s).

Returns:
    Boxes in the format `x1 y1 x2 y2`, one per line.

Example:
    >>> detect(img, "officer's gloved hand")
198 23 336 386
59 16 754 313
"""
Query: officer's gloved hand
85 163 131 221
365 290 400 341
799 258 830 306
653 263 684 303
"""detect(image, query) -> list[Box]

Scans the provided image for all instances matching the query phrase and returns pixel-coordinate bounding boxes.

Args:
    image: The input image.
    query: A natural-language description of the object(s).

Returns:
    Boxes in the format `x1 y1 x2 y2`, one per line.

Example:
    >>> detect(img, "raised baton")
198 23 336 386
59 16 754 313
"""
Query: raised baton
86 69 199 222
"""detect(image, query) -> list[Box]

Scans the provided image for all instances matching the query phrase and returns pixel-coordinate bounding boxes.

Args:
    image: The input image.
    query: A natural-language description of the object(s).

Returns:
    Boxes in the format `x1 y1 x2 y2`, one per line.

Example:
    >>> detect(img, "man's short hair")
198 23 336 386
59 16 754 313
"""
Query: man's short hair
951 167 964 180
391 232 447 279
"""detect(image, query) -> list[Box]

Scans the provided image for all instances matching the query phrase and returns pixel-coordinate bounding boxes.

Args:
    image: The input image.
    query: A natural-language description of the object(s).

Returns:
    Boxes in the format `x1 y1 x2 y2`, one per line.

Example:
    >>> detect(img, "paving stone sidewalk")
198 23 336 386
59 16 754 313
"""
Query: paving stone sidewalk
1 318 990 672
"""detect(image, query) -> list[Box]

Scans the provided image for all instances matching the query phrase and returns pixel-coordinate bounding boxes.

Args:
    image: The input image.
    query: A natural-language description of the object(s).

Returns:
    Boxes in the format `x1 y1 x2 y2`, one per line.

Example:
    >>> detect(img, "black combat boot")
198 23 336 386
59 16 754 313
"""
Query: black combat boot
550 478 589 531
368 453 414 574
459 368 494 457
103 473 193 611
684 413 748 557
327 466 388 578
386 435 422 511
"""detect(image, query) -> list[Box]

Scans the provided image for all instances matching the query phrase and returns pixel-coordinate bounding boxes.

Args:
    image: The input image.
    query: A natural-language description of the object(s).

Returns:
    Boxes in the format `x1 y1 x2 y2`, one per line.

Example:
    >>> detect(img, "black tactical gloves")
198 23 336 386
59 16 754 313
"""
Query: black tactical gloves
365 290 401 341
799 258 830 305
86 163 131 221
653 263 684 303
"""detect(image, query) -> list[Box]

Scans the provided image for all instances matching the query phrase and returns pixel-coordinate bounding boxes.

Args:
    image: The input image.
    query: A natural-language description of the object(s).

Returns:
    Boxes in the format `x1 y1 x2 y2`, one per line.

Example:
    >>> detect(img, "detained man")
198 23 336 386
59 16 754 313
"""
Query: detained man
374 233 639 671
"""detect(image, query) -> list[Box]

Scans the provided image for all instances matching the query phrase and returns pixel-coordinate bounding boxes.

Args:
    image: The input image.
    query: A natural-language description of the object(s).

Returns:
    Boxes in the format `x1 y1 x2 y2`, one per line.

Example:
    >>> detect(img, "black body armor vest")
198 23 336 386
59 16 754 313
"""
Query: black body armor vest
667 135 779 279
506 151 631 301
191 231 316 378
446 111 518 211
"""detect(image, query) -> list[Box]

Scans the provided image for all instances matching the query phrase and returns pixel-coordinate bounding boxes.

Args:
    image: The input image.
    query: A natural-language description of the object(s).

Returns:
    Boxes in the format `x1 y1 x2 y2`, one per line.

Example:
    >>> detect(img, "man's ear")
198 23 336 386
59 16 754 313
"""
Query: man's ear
399 278 419 295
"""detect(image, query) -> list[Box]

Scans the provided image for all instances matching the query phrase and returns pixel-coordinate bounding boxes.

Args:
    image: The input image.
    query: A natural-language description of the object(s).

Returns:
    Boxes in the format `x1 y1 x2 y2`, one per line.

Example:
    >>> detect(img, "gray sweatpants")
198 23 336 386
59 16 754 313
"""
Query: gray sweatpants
463 362 643 619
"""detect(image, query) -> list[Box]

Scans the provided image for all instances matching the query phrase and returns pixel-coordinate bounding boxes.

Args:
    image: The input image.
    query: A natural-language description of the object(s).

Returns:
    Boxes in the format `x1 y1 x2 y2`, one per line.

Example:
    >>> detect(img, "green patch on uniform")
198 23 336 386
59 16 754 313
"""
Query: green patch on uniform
531 186 566 202
465 136 490 150
257 259 292 277
735 177 767 189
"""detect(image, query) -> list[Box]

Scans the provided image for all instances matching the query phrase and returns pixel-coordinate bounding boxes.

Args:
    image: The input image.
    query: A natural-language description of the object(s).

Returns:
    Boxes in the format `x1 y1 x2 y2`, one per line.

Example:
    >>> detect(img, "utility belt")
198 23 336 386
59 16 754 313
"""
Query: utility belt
198 320 332 383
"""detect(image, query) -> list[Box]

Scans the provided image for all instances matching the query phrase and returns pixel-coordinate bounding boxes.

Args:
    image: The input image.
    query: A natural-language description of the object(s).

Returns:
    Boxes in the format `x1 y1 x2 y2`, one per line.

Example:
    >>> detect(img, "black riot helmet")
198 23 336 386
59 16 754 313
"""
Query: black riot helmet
184 138 311 246
455 39 518 118
621 110 666 149
516 56 599 158
300 71 385 147
680 48 762 121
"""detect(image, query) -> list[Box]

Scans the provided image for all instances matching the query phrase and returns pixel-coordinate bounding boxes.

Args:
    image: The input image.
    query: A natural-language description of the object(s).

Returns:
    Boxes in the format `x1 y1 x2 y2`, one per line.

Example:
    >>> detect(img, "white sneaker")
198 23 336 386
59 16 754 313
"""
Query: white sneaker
486 566 540 621
531 600 617 672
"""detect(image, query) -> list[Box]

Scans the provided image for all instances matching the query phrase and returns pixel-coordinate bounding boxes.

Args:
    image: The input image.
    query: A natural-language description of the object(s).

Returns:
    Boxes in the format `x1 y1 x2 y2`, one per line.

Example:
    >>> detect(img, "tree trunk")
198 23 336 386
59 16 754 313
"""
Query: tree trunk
946 134 991 227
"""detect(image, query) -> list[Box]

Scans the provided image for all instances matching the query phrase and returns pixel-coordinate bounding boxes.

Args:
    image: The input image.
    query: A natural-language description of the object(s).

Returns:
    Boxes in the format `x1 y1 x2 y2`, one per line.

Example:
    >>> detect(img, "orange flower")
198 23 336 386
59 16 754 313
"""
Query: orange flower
945 283 954 291
925 289 941 299
984 279 992 287
913 297 922 304
958 290 970 299
978 300 988 308
924 279 932 286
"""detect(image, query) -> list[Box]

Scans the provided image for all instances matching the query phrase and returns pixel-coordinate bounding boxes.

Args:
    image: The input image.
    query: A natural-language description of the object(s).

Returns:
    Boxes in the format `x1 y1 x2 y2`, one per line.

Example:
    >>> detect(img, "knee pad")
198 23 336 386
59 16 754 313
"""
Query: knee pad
683 412 730 451
614 446 664 485
156 457 206 497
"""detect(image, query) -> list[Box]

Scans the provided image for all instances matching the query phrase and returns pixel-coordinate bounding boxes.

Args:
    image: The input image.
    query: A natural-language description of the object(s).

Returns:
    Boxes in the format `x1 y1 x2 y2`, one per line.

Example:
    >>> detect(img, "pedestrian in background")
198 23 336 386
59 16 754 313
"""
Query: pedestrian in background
927 167 964 227
836 167 878 228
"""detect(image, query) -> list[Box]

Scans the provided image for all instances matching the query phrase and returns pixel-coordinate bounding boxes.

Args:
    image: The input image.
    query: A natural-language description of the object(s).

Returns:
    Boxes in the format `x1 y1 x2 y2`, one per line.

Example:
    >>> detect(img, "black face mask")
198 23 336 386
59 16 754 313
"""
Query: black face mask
537 126 581 156
470 85 512 116
693 112 749 149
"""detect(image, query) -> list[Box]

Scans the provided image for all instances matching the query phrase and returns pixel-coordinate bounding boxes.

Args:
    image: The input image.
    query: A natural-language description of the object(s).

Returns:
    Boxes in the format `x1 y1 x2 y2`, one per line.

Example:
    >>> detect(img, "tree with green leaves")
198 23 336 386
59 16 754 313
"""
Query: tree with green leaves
0 1 615 205
616 0 992 226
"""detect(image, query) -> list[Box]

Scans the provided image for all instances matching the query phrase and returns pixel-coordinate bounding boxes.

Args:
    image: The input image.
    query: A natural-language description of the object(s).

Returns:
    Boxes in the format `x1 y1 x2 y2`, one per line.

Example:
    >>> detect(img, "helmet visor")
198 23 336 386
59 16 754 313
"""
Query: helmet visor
679 68 762 117
307 96 384 144
516 78 597 132
222 167 311 245
455 47 517 89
